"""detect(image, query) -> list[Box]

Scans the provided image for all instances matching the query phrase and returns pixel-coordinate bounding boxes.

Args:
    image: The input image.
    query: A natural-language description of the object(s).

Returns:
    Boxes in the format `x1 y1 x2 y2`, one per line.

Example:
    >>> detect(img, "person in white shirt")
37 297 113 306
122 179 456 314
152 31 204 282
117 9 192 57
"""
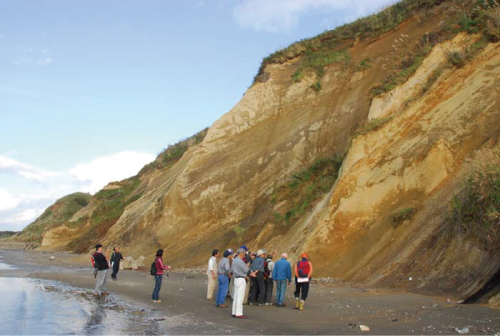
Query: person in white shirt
206 249 219 301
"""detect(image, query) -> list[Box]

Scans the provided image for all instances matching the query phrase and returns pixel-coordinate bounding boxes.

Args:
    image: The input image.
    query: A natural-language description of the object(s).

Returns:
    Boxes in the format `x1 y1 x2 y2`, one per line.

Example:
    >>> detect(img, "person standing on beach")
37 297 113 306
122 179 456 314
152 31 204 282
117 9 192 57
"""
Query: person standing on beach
264 254 275 306
110 246 124 281
294 252 313 311
273 253 292 307
250 249 266 306
231 248 256 319
216 250 232 308
206 249 219 301
92 244 110 297
152 249 169 303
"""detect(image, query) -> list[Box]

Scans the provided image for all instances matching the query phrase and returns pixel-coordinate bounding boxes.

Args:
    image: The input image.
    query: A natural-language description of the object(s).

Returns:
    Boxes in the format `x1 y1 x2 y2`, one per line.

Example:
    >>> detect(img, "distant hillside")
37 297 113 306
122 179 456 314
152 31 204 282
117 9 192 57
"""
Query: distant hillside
0 231 19 239
7 192 92 246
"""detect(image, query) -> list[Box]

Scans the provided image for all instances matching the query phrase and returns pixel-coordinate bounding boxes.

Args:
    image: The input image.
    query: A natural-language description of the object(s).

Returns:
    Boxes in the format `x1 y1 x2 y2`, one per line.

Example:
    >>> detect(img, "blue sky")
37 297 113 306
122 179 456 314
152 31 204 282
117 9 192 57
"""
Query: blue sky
0 0 392 231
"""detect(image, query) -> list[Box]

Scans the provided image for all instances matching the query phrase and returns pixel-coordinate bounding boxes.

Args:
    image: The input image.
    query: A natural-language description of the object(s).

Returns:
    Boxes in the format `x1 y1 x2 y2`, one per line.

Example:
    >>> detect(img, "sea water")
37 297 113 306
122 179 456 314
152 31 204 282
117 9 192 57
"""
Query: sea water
0 276 165 335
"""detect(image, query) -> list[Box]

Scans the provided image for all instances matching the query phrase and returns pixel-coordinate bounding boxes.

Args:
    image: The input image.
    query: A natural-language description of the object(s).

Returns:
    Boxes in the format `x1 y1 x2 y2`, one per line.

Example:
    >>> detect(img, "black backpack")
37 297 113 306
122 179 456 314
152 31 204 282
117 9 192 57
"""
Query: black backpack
150 260 157 276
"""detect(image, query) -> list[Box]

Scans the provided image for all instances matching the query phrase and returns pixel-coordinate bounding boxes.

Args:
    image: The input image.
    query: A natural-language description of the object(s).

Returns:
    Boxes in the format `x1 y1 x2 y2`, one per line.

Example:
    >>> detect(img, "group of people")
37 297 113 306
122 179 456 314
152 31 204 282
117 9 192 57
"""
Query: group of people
91 244 125 297
90 243 313 320
207 246 313 319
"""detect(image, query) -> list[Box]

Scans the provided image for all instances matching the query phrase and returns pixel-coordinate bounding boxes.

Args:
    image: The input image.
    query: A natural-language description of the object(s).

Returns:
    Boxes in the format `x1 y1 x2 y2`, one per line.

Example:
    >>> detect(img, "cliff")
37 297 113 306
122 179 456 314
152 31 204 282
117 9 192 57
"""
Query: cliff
10 0 500 304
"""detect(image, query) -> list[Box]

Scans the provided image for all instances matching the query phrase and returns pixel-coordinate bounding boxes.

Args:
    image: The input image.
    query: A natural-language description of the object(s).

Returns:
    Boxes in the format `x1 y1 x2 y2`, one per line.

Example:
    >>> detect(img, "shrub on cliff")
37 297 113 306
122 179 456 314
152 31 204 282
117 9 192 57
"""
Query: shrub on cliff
449 166 500 250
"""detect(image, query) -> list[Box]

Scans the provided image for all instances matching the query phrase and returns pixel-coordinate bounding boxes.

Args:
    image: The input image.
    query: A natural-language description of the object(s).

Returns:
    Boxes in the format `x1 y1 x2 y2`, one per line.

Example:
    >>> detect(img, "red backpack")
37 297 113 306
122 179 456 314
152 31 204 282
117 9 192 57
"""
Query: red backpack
297 260 310 278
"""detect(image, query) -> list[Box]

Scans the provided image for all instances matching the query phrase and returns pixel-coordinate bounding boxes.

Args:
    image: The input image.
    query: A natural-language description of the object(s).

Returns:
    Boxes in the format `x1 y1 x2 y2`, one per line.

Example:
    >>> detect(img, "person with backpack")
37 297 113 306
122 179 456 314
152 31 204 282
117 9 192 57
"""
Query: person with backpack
92 244 110 297
216 250 232 308
264 253 275 305
151 249 169 303
110 246 124 281
272 253 292 307
294 252 313 311
206 249 219 301
249 249 266 306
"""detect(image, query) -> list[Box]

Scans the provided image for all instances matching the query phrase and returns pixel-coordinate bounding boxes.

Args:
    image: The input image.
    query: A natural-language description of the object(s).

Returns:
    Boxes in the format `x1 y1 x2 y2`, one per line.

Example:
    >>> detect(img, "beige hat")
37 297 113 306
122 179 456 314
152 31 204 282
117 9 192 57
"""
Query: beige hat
256 249 266 256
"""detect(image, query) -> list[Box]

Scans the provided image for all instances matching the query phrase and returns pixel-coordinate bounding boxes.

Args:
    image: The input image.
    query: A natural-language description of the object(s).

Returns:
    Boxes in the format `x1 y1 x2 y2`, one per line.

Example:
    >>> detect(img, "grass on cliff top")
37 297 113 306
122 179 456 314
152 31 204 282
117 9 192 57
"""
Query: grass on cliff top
140 128 208 174
68 177 141 253
371 1 498 97
271 156 343 226
13 193 91 244
447 165 500 250
253 0 452 85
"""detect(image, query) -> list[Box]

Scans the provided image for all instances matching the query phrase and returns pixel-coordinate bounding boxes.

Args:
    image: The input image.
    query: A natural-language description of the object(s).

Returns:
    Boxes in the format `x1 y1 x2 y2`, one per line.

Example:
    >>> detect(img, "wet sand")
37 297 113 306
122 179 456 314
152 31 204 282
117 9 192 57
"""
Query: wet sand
1 249 499 335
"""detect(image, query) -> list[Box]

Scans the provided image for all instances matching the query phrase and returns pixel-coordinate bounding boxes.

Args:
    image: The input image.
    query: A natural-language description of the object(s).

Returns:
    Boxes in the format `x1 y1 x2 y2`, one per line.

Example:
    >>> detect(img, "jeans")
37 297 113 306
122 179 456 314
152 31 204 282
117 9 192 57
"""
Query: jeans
251 272 265 304
152 274 163 300
216 274 229 306
264 277 274 303
275 279 287 305
294 277 310 301
111 262 120 279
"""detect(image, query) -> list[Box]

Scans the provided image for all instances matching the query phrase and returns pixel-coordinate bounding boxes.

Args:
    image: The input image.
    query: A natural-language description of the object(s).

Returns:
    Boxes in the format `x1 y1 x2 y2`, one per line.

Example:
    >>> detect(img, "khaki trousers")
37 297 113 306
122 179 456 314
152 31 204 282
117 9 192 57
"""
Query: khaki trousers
207 274 216 299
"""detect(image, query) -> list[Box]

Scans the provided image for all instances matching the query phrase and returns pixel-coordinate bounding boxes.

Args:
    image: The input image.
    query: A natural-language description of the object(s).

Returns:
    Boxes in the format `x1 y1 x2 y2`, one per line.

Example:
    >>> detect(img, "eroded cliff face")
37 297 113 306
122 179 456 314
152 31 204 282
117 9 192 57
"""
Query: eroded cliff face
101 12 448 264
300 36 500 297
20 1 500 300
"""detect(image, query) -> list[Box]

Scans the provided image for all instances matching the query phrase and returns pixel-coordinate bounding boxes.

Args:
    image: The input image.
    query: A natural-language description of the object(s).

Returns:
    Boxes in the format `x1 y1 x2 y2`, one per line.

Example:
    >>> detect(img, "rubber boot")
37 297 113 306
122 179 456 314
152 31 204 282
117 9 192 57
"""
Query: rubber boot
295 298 300 309
299 300 305 311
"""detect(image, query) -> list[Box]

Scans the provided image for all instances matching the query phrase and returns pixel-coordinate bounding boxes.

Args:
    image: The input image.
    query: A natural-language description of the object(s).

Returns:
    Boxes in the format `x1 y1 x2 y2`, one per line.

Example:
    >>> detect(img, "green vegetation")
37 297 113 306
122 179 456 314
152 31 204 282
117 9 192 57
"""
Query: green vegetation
140 128 208 174
0 231 18 239
271 156 343 226
355 58 372 71
13 193 91 244
310 81 322 92
393 207 417 227
448 166 500 250
233 226 246 236
422 67 445 93
290 48 351 84
253 0 453 85
354 117 394 137
68 178 141 253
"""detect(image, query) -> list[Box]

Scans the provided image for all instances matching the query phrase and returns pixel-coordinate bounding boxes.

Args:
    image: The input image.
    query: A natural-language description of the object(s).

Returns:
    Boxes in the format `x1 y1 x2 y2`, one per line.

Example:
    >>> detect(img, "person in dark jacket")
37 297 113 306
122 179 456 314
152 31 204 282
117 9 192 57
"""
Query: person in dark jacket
249 249 266 306
110 246 124 280
92 244 110 297
152 249 169 303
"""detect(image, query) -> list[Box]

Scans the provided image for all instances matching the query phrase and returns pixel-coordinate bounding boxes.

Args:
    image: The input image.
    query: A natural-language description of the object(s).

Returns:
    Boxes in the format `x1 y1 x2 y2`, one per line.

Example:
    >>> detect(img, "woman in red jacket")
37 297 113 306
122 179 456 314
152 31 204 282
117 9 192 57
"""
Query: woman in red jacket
152 249 169 303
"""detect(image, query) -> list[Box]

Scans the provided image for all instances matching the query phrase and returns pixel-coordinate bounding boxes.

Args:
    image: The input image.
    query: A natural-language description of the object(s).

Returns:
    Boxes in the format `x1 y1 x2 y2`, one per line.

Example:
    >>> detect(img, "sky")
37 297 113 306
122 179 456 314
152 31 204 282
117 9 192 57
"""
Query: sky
0 0 393 231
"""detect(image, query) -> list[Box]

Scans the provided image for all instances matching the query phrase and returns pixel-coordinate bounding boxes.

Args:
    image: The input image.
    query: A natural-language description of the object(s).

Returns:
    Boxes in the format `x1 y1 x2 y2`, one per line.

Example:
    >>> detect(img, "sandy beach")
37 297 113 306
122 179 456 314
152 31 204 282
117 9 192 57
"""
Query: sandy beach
1 248 499 335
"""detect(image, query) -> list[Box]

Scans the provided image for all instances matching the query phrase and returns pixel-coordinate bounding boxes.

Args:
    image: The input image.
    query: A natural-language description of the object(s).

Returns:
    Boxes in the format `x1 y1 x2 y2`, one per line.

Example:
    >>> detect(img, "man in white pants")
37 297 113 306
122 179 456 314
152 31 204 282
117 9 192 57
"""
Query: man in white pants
231 248 256 319
206 249 219 301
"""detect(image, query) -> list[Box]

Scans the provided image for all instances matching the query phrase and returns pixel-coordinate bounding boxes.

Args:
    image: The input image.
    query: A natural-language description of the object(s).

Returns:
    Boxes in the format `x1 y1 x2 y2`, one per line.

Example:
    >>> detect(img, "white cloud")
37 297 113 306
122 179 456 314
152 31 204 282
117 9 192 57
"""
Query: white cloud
70 151 154 193
232 0 393 32
0 155 56 182
0 151 154 231
0 209 39 224
0 189 21 211
36 57 53 66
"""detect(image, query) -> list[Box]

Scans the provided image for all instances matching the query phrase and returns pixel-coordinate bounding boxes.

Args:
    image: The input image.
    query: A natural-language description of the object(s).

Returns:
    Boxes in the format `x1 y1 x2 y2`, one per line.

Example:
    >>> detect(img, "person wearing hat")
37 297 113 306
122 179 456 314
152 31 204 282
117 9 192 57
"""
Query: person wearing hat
216 250 232 308
294 252 313 311
92 244 110 297
249 249 267 306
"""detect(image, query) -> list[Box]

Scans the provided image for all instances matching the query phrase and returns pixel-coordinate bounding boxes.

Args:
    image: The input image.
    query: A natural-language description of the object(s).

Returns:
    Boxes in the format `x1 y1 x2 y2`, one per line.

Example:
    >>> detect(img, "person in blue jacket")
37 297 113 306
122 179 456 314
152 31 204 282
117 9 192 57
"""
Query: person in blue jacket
272 253 292 307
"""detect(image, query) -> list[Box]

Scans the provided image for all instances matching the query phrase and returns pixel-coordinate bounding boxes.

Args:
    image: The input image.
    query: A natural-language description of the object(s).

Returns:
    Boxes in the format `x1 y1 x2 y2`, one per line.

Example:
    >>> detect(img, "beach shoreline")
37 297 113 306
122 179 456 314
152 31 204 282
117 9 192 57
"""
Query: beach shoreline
1 248 499 335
